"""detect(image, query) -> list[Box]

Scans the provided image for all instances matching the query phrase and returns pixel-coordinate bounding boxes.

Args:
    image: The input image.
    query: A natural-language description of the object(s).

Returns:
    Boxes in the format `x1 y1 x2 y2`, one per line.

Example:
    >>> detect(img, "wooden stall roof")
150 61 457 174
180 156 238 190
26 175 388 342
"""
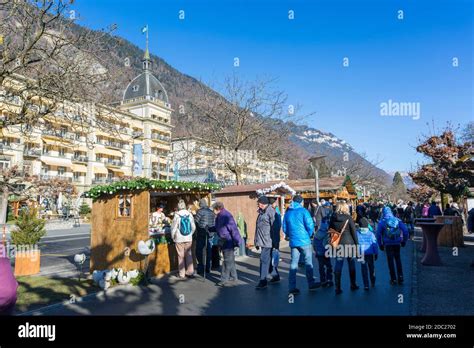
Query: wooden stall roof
214 181 294 196
287 176 356 195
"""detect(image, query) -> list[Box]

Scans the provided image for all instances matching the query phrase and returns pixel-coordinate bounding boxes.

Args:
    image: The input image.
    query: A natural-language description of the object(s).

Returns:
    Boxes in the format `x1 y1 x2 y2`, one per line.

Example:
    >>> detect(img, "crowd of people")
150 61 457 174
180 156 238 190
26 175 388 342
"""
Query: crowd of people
165 195 474 295
2 194 473 315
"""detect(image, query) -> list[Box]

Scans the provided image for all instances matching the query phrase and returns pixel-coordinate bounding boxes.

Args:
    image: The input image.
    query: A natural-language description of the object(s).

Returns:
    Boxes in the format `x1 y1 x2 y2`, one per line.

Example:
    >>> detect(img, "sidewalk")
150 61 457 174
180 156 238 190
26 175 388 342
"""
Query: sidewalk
412 238 474 315
24 242 414 316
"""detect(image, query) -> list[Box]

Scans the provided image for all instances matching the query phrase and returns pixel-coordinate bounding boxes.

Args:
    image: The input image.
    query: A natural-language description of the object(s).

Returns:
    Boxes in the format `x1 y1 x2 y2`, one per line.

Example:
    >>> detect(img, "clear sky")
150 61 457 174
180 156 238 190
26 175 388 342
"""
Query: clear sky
71 0 473 173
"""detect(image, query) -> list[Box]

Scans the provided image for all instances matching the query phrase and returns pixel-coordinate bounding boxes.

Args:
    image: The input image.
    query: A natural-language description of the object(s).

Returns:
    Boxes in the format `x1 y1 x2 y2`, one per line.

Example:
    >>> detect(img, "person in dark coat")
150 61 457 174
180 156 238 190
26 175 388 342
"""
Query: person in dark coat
428 201 442 218
268 197 282 283
254 196 275 290
329 202 359 295
0 245 18 315
211 202 242 287
467 208 474 234
194 199 216 276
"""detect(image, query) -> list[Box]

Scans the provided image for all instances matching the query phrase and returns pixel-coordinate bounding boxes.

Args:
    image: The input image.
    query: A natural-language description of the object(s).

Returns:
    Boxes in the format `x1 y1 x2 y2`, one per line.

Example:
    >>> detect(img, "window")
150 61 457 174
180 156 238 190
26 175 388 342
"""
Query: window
118 194 132 218
58 167 66 176
0 160 10 170
73 172 80 182
58 147 66 157
132 85 139 92
42 145 51 155
41 166 49 175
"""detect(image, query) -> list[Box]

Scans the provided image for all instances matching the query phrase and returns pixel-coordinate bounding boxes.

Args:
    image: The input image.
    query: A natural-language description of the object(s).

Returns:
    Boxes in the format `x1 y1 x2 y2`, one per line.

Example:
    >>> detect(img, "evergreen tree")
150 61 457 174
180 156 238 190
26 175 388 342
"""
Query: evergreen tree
391 172 408 201
11 207 46 246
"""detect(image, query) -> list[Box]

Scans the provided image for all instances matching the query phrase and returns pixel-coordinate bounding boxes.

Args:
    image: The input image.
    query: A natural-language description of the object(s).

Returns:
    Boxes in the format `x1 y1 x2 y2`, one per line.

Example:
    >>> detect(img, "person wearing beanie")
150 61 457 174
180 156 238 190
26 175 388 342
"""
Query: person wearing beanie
194 198 216 276
283 195 320 295
357 217 379 290
255 195 275 290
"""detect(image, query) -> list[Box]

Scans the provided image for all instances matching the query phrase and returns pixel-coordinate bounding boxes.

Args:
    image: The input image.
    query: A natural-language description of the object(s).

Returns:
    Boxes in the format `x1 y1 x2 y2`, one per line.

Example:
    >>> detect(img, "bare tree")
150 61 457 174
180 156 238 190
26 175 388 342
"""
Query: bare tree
0 0 125 140
186 74 308 184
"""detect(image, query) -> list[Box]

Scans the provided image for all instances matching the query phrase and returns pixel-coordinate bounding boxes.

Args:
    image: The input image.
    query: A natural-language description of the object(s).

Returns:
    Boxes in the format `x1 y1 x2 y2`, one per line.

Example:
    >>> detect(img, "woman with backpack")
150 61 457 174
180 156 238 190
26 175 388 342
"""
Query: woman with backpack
171 200 196 279
329 201 359 295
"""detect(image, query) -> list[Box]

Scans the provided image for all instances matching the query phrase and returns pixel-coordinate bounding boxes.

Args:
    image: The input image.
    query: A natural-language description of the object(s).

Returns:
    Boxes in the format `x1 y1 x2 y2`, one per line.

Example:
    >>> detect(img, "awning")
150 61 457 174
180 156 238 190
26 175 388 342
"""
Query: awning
42 138 60 145
72 164 87 173
151 142 170 150
41 157 72 168
24 137 42 144
93 165 108 175
1 129 21 139
108 167 124 175
95 147 122 157
73 146 89 153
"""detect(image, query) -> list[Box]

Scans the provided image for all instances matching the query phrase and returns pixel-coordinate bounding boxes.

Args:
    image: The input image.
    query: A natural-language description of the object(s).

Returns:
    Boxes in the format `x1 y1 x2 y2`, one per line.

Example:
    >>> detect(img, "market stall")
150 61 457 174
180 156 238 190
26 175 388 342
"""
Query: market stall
287 176 357 206
213 181 296 247
85 178 219 277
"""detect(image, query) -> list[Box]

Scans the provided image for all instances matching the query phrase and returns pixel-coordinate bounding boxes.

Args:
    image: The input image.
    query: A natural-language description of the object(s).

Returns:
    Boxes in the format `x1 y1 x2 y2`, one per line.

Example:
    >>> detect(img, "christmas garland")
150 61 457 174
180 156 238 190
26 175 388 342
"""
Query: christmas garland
256 181 296 196
84 178 220 201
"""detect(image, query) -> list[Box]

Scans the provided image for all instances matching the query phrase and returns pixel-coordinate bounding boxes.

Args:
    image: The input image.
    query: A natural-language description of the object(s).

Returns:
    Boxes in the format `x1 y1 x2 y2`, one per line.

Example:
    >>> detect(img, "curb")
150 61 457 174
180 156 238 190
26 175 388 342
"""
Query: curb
17 288 104 316
410 240 418 316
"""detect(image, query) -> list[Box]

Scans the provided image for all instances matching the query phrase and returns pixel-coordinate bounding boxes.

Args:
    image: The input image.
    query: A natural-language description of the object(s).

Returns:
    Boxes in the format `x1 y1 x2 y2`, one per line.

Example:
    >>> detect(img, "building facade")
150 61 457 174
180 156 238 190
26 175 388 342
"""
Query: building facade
0 49 173 197
172 137 289 185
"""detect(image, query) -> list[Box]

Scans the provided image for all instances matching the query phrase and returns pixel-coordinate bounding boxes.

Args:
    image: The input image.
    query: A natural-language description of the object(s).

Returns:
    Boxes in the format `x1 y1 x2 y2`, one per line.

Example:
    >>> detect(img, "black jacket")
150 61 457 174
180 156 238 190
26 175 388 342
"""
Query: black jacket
194 207 216 237
329 212 358 246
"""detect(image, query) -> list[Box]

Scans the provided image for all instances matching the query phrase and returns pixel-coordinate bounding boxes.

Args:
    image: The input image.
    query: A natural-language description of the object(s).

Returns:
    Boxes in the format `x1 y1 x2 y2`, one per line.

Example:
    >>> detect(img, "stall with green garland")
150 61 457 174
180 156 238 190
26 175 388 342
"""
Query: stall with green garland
84 178 220 277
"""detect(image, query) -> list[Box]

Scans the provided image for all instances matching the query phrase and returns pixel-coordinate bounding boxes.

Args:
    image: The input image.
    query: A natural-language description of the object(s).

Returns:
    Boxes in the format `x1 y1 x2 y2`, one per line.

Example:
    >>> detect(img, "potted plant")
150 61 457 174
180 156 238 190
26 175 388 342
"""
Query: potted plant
11 206 46 276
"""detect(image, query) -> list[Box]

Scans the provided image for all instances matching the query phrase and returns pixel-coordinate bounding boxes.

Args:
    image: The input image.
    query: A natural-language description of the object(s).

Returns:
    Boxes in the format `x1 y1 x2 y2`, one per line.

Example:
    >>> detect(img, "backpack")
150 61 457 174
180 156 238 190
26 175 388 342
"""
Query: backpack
384 217 401 240
179 214 192 236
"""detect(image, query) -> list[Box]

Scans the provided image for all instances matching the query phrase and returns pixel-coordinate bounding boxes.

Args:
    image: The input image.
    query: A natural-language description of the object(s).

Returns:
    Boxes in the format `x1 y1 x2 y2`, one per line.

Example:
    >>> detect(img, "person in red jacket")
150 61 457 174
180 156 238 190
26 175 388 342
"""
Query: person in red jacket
0 245 18 315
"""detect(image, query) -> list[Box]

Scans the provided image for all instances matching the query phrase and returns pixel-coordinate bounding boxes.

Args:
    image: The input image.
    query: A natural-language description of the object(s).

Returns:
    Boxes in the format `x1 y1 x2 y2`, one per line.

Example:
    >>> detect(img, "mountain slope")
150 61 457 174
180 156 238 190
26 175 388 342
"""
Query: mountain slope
79 27 391 182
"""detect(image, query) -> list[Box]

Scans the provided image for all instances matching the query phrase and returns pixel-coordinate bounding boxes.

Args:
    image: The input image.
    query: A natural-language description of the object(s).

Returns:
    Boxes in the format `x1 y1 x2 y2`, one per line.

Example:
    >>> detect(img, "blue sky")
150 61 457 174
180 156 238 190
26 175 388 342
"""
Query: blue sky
72 0 473 173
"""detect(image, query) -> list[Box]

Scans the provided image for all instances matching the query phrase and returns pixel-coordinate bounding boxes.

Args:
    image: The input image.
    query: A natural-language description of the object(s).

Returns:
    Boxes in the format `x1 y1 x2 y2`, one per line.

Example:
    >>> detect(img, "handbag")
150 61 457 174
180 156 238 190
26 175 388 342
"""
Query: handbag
328 218 349 248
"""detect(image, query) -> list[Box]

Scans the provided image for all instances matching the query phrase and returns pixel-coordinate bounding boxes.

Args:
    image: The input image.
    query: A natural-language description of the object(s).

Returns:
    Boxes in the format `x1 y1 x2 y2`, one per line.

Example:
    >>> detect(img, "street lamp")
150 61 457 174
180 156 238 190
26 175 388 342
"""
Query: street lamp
308 155 327 204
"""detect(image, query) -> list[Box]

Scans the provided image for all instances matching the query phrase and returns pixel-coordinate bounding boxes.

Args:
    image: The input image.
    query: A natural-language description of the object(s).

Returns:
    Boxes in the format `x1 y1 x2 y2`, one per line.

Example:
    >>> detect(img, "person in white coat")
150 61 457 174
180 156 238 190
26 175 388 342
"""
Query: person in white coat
171 200 196 279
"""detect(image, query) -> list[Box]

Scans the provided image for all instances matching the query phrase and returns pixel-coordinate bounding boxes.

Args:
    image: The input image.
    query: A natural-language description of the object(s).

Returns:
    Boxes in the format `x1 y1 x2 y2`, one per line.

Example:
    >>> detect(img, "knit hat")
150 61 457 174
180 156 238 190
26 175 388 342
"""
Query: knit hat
359 217 370 228
257 196 269 205
293 195 303 203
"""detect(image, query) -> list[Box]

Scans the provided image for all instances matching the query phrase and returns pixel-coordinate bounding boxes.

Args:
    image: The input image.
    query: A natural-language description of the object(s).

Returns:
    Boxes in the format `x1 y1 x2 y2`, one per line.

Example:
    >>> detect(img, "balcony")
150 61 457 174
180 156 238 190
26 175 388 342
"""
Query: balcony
92 178 107 185
101 158 124 167
151 133 171 142
40 175 72 182
132 131 144 138
42 129 75 141
97 139 127 149
23 148 42 157
72 155 88 163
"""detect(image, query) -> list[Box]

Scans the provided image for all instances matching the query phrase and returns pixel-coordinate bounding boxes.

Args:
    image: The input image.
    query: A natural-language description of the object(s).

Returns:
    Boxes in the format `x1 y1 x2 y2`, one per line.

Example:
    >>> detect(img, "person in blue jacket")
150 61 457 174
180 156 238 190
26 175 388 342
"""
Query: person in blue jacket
283 195 320 295
357 217 378 290
376 206 409 285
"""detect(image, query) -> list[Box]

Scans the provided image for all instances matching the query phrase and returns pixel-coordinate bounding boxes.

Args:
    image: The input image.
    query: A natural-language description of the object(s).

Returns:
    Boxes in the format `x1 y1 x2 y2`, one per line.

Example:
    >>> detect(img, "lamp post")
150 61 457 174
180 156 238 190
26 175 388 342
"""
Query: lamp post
309 155 327 204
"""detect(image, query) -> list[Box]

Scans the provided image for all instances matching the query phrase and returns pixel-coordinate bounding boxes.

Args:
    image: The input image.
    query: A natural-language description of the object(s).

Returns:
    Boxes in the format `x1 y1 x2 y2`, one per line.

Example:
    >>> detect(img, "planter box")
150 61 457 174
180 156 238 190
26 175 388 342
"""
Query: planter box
14 250 41 276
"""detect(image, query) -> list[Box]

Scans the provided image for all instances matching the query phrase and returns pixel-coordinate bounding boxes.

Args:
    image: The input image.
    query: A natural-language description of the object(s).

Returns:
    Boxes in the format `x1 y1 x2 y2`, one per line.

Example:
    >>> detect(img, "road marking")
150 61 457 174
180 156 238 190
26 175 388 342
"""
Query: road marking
39 236 90 244
42 232 91 239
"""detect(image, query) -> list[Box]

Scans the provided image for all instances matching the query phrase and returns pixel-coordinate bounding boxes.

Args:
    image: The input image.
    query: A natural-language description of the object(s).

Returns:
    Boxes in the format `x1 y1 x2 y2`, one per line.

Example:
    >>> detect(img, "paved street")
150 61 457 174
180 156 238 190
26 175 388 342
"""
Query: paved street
7 223 91 277
29 240 414 316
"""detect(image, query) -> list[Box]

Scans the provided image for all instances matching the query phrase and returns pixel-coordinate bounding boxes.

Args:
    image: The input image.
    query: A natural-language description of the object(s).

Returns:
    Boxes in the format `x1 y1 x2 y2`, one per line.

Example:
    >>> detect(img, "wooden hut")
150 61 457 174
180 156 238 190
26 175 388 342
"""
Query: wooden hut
287 176 357 205
213 181 296 247
85 178 219 277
